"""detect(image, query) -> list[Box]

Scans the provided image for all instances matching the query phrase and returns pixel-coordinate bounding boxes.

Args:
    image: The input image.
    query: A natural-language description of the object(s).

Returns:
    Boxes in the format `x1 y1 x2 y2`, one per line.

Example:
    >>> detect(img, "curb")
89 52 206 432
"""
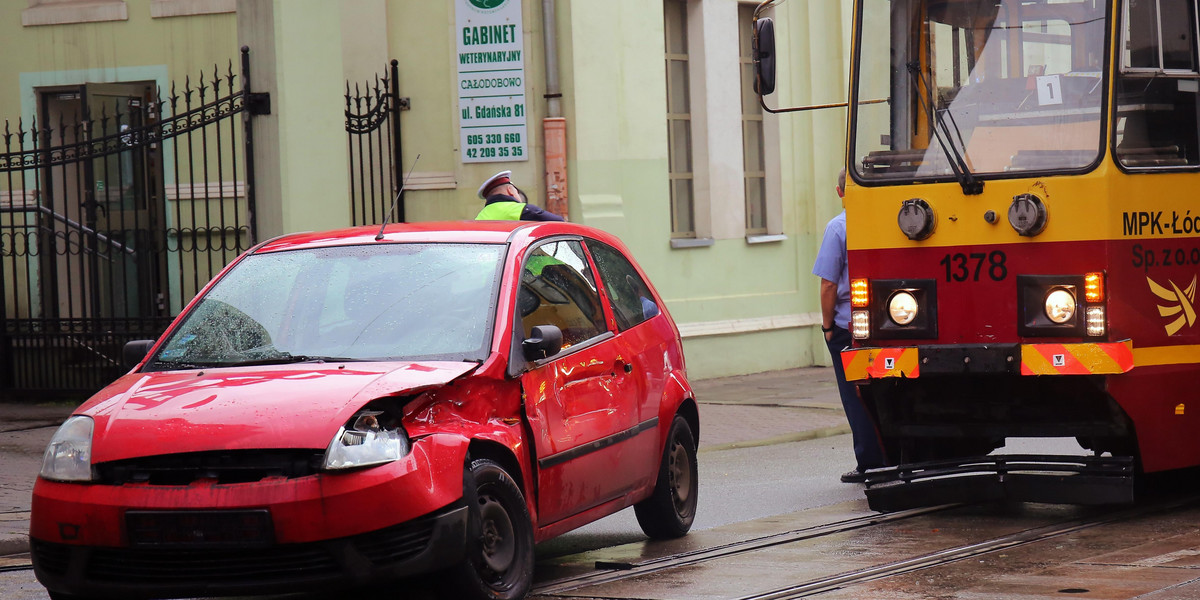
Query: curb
0 534 28 557
699 424 851 453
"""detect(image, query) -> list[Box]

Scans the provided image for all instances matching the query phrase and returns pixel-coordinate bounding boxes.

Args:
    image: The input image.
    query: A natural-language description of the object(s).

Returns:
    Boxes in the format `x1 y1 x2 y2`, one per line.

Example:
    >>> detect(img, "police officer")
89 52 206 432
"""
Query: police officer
475 170 564 221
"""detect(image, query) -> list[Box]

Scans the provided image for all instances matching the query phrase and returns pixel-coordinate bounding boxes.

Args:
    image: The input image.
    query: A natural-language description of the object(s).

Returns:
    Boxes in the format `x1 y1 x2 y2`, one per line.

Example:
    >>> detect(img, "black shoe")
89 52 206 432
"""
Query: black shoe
840 469 867 483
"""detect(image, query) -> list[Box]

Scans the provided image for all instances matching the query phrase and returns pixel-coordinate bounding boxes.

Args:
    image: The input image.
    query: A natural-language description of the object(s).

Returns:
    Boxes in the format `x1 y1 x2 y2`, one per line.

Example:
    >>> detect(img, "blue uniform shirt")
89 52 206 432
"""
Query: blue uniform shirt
812 211 850 329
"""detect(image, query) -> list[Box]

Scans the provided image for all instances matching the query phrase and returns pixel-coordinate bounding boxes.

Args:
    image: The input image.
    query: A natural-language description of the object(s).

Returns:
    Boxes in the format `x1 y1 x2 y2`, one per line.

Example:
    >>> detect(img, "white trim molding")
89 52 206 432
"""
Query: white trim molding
677 312 821 338
406 171 457 191
151 0 236 18
23 1 127 26
164 181 245 201
0 190 38 208
746 233 786 244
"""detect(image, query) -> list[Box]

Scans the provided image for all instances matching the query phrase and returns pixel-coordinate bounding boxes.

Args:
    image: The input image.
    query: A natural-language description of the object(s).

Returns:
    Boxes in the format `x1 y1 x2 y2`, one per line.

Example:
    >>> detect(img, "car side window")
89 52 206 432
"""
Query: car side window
519 240 606 349
587 241 660 331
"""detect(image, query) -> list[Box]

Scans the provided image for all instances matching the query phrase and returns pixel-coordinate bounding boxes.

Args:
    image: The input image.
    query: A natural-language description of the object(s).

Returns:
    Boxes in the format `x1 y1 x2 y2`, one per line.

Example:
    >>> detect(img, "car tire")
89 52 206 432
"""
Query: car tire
634 414 698 539
441 458 534 600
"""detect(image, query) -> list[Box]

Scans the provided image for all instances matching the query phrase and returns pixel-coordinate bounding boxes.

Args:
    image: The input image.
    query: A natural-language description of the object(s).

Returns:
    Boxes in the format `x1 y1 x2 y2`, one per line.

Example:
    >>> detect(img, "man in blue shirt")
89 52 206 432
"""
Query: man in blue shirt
812 168 886 483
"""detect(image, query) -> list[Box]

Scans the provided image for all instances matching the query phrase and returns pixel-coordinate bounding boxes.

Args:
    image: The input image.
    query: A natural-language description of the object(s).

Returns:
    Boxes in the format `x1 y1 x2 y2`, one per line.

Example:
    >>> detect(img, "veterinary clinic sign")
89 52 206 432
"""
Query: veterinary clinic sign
456 0 528 163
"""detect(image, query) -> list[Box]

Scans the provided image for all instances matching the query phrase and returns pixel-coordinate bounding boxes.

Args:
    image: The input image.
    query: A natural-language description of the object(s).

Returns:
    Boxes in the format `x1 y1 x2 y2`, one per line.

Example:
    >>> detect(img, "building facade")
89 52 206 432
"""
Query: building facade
0 0 851 393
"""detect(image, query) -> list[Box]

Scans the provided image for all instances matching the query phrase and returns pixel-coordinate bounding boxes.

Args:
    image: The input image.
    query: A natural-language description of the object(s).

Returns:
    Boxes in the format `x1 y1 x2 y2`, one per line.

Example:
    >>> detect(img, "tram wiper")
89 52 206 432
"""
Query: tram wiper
906 62 983 195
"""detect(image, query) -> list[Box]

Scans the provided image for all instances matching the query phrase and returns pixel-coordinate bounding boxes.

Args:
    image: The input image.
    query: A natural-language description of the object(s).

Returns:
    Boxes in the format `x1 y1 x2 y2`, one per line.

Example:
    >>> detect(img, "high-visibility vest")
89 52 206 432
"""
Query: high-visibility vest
476 201 524 221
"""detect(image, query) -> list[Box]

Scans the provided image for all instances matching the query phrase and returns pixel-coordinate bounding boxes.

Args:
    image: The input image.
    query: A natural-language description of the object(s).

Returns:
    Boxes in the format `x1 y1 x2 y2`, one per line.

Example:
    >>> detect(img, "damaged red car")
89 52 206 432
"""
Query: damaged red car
30 221 698 600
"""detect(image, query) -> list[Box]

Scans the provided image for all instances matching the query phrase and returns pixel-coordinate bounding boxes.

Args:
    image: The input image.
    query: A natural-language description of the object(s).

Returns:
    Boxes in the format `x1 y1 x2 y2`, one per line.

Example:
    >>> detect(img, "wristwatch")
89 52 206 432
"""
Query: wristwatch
821 325 833 333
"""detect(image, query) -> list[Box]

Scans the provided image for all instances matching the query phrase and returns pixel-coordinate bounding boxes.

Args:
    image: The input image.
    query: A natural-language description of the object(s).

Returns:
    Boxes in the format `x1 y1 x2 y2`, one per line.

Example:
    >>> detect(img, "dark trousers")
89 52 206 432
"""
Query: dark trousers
825 326 886 471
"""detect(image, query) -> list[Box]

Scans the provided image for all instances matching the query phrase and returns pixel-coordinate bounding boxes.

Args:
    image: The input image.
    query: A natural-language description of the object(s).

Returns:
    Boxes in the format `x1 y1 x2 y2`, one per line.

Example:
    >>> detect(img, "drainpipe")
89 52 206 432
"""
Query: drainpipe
542 0 568 219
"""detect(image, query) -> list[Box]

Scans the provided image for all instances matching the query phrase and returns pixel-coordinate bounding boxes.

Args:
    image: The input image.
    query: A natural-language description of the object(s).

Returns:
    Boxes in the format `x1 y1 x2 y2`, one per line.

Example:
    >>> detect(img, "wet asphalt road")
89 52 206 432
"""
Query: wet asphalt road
8 436 1200 600
1 433 865 600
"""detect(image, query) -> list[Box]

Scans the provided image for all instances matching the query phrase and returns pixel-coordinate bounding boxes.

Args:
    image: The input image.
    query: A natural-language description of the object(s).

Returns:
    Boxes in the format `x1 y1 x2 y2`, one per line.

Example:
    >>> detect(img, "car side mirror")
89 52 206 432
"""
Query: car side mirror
522 325 563 361
123 339 156 369
753 16 776 96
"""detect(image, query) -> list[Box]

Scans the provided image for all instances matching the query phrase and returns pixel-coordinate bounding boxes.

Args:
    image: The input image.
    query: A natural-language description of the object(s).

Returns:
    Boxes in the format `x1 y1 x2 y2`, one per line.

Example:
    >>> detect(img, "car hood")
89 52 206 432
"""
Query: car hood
81 361 477 463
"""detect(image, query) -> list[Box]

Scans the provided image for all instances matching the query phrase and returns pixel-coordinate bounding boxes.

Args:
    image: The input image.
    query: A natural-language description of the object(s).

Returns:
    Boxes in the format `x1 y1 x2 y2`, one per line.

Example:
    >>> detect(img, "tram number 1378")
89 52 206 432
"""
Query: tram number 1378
939 251 1008 282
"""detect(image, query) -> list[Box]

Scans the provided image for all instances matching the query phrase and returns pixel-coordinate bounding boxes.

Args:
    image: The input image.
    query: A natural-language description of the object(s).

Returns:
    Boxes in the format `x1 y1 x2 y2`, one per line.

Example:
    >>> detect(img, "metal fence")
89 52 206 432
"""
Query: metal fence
0 50 260 398
346 60 407 226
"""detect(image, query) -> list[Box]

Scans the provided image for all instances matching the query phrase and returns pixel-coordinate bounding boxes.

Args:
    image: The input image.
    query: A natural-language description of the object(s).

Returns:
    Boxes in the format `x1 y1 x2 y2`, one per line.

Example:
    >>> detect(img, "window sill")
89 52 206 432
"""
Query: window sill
23 1 128 26
151 0 235 19
670 237 715 249
746 233 786 244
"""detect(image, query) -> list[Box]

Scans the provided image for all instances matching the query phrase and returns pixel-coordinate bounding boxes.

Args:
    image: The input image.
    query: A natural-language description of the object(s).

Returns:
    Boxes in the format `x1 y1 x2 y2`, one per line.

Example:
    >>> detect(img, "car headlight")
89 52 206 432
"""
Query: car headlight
322 410 409 470
40 416 95 482
888 291 919 325
1044 288 1076 324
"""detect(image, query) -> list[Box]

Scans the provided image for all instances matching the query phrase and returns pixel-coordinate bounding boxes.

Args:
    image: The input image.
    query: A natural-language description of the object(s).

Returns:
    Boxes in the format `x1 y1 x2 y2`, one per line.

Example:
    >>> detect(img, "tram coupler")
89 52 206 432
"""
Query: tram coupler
862 454 1136 512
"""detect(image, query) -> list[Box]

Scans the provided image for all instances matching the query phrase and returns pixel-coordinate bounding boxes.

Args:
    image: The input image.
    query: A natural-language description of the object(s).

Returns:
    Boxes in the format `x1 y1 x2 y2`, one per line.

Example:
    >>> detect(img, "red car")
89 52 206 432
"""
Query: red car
31 221 698 600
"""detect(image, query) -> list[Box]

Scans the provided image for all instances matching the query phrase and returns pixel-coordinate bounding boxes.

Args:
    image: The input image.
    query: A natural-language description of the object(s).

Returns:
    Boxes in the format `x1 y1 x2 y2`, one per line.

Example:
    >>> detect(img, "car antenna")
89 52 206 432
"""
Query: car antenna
376 153 421 241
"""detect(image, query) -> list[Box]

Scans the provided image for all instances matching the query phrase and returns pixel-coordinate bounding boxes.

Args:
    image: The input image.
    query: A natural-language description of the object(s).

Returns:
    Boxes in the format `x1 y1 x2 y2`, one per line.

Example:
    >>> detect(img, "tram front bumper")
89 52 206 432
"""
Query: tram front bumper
841 340 1134 381
861 454 1136 512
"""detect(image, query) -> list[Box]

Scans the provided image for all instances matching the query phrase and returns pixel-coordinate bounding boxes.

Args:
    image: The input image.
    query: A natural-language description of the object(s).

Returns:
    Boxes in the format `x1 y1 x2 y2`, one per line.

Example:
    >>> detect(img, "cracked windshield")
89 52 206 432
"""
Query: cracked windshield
852 0 1107 182
148 243 504 369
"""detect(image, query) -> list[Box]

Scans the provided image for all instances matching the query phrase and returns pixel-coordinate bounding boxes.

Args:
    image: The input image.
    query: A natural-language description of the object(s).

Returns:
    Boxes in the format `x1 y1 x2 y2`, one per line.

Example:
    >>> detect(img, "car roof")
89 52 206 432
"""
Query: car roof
252 220 619 254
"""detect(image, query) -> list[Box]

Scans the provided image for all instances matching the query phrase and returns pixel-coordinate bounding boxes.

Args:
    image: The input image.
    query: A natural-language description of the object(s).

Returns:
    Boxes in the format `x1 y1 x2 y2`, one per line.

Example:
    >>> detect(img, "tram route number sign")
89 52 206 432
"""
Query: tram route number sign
456 0 529 164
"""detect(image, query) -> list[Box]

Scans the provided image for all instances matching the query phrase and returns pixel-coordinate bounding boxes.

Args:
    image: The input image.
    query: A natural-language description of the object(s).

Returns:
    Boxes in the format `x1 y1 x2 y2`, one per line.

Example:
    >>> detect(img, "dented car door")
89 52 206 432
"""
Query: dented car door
517 239 645 524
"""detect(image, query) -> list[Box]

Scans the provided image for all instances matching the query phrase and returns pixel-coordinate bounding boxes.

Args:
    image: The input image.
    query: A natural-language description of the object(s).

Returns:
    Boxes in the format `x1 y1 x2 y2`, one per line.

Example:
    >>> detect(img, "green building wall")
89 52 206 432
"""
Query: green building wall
0 0 856 380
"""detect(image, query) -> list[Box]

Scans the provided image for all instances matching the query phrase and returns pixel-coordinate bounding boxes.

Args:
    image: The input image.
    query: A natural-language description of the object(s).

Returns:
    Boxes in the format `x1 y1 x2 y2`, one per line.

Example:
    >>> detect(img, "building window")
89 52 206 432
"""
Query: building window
664 0 695 238
22 0 127 26
739 3 767 234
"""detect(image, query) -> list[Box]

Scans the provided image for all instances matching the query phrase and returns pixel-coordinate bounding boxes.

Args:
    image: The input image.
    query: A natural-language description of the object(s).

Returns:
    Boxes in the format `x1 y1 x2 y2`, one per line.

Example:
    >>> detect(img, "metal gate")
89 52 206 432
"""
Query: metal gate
0 52 260 399
346 60 407 226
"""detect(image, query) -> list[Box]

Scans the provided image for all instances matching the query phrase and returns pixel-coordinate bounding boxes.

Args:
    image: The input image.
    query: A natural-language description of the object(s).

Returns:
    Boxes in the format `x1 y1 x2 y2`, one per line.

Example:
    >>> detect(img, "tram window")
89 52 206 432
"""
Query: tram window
1115 0 1200 168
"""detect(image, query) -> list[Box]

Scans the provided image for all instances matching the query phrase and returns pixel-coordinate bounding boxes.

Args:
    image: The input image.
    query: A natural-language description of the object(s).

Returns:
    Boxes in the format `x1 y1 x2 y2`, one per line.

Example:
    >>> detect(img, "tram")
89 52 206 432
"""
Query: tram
754 0 1200 510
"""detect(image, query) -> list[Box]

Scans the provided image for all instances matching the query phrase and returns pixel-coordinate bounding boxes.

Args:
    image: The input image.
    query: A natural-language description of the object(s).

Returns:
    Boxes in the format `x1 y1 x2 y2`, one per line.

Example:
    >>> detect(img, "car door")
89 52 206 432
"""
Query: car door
517 239 645 524
585 240 674 485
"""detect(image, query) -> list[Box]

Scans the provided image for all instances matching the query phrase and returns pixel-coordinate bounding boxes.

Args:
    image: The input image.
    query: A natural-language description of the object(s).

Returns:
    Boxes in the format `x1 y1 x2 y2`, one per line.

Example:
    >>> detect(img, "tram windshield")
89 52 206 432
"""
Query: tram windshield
851 0 1107 183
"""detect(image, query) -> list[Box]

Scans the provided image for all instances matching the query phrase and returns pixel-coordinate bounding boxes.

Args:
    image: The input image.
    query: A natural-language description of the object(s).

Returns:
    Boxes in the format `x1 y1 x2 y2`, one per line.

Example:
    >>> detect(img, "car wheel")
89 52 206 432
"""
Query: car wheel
441 458 534 600
634 415 698 539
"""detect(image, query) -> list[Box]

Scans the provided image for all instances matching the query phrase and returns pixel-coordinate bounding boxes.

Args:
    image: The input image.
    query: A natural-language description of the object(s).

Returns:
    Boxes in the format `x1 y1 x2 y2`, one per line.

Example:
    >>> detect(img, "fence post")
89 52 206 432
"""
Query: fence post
241 46 259 245
389 59 405 224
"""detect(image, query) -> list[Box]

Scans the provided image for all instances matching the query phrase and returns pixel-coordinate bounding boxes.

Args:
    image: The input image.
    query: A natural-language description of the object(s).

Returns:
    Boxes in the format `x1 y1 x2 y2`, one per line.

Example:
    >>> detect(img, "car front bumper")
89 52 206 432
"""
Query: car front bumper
30 435 469 597
32 503 468 599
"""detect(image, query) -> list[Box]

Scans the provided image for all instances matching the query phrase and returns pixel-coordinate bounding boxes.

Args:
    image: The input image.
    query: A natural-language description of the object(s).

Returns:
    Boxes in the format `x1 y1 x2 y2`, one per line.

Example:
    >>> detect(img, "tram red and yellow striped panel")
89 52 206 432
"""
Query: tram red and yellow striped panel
841 340 1134 380
841 347 920 381
1019 341 1134 375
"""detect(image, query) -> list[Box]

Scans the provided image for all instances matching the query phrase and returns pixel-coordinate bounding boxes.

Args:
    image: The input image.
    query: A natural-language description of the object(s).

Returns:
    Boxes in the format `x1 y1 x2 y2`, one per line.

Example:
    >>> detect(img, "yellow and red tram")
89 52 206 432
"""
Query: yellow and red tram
756 0 1200 509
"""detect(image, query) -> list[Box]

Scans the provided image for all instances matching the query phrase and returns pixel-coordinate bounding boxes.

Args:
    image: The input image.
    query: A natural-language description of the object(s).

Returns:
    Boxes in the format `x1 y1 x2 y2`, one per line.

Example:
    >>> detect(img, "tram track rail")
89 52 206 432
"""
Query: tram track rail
535 493 1200 599
0 552 31 573
532 504 957 596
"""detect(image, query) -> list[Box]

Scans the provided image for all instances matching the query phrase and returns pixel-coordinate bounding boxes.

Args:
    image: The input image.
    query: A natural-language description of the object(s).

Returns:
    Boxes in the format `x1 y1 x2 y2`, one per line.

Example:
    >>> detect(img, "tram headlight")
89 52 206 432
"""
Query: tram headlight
851 279 870 307
888 291 919 325
897 198 936 240
851 310 870 339
1086 306 1106 337
1008 193 1048 237
1044 288 1076 324
1084 272 1104 303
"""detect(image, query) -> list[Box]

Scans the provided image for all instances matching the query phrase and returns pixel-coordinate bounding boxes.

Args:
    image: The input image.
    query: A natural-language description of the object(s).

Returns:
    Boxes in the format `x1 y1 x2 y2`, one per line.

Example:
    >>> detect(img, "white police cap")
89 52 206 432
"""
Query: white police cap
477 170 513 199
